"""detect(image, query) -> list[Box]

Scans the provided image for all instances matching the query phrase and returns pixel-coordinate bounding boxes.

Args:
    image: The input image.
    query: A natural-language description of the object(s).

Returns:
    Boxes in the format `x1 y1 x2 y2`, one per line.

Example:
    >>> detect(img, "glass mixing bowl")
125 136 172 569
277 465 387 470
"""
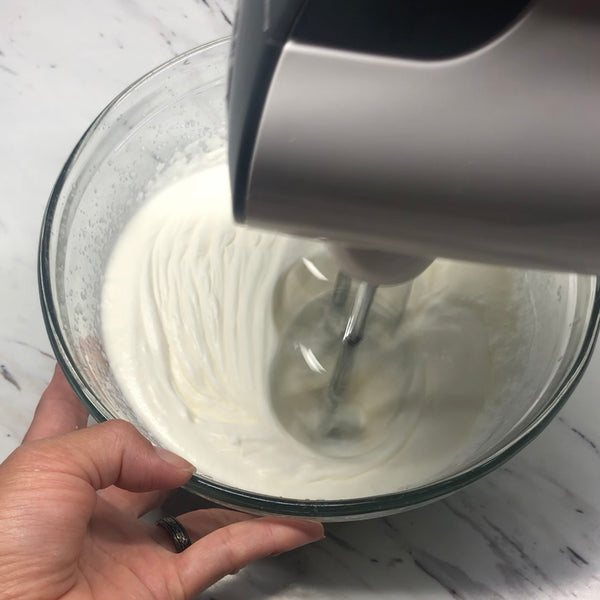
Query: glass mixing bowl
39 38 600 521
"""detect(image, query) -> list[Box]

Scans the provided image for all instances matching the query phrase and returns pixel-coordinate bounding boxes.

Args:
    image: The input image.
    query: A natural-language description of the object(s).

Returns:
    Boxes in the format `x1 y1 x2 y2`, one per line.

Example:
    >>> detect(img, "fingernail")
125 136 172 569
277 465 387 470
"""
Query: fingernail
154 445 197 474
300 521 326 541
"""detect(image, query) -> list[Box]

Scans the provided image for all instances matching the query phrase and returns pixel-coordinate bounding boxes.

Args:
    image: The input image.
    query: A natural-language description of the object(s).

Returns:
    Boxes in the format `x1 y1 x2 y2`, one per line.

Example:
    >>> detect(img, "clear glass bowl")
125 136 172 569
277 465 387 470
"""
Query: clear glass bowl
39 38 600 521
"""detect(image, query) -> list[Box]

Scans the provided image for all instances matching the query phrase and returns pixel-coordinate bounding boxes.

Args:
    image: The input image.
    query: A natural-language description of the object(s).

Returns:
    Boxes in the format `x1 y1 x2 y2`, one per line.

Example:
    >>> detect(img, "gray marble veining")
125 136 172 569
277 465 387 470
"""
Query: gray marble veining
1 2 600 598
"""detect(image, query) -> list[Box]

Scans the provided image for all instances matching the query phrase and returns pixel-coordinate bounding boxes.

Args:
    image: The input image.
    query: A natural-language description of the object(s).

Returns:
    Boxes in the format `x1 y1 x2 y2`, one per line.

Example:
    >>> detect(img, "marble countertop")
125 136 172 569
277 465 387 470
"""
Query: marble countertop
1 1 600 598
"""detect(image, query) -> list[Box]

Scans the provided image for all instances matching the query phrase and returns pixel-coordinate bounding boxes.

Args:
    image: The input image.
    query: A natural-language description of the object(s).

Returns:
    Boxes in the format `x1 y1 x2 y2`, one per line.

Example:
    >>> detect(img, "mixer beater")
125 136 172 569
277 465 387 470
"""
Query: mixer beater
270 260 421 458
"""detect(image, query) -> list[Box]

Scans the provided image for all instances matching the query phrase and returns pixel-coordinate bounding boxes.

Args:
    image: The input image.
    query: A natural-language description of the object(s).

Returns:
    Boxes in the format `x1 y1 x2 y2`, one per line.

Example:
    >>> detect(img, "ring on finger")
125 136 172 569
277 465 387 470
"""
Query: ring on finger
156 515 192 553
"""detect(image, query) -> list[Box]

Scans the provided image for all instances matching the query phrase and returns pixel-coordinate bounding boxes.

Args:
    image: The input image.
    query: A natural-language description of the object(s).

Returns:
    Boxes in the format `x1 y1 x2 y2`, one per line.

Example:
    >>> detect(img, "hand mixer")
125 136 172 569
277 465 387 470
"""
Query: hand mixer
226 0 600 453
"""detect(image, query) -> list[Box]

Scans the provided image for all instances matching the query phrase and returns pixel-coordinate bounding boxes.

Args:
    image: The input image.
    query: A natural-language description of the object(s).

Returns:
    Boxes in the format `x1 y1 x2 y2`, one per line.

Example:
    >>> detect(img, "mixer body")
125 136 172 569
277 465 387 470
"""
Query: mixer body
228 0 600 278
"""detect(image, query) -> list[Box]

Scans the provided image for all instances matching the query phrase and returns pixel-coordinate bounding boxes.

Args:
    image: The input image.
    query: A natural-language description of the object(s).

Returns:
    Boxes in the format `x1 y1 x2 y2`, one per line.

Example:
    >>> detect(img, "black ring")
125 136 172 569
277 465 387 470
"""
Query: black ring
156 515 192 553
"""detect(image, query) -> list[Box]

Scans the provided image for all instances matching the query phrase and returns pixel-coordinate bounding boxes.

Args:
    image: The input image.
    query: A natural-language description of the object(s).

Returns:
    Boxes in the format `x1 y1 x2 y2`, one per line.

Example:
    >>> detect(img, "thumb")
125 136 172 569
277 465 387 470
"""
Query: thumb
14 419 195 493
23 365 90 443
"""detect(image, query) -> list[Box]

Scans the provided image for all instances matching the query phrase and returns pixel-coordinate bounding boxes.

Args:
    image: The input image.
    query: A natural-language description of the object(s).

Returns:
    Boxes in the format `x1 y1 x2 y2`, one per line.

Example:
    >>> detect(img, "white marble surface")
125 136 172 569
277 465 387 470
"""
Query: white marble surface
1 1 600 598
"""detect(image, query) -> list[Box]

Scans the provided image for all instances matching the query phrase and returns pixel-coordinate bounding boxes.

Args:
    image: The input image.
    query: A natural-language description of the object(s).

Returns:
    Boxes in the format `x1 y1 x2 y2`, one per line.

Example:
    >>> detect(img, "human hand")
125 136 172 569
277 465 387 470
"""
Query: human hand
0 366 324 600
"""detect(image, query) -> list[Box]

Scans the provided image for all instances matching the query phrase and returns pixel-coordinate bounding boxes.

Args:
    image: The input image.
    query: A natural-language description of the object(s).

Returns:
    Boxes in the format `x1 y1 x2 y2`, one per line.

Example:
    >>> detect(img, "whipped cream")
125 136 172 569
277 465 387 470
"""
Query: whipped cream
101 164 577 500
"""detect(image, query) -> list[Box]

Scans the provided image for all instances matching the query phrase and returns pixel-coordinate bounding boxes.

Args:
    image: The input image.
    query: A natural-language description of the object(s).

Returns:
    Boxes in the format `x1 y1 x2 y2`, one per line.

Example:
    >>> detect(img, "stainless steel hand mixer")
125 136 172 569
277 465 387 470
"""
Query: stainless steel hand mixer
227 0 600 447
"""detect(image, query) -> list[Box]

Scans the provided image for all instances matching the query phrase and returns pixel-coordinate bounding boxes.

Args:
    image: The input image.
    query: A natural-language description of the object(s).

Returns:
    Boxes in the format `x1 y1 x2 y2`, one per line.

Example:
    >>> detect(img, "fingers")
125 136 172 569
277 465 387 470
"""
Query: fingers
23 365 90 442
99 487 169 518
152 508 255 551
177 517 324 596
178 508 255 540
16 419 195 495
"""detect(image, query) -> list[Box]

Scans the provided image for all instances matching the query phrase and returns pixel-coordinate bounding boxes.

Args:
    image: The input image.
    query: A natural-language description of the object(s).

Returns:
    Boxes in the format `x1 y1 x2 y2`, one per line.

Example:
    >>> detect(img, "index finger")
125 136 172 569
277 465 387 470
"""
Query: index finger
23 364 90 442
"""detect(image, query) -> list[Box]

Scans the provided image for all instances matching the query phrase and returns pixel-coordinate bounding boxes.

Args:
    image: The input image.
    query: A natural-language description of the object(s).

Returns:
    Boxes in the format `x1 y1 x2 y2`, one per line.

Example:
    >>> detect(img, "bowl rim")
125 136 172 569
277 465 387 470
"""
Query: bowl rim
38 38 600 520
